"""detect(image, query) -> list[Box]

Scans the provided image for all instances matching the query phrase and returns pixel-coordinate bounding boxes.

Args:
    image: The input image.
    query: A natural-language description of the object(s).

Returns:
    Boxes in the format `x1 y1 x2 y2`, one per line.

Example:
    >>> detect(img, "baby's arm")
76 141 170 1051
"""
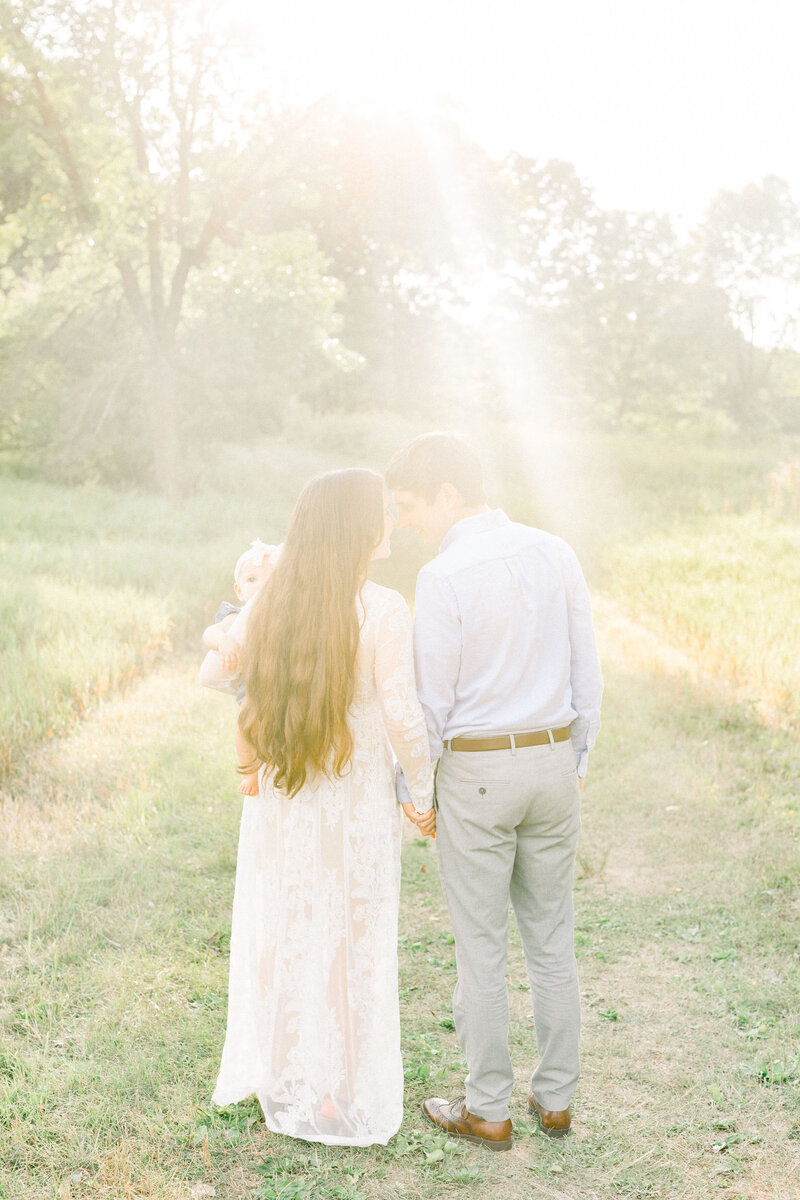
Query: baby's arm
202 613 241 672
235 724 260 796
200 602 250 694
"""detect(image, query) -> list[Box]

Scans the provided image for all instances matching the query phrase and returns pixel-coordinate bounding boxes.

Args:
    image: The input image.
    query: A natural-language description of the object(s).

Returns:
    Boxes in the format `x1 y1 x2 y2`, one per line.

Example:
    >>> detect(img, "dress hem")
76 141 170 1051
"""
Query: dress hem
211 1087 401 1148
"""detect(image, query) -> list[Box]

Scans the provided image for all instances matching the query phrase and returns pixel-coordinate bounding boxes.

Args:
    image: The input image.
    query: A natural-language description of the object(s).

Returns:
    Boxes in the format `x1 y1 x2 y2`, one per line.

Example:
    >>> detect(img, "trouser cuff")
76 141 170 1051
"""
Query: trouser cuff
466 1097 511 1123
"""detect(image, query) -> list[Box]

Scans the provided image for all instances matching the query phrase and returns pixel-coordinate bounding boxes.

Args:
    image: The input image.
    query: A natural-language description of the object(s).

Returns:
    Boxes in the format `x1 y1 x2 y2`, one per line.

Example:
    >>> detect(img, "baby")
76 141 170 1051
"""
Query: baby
203 540 280 795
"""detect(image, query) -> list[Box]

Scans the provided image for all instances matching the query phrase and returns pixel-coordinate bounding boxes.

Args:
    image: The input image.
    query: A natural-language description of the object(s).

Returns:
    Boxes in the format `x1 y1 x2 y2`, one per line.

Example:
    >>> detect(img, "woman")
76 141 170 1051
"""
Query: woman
200 468 435 1146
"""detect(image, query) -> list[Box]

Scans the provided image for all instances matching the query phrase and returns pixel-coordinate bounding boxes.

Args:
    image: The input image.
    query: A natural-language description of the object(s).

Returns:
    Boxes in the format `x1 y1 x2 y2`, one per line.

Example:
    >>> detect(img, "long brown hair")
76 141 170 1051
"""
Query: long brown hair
238 468 385 797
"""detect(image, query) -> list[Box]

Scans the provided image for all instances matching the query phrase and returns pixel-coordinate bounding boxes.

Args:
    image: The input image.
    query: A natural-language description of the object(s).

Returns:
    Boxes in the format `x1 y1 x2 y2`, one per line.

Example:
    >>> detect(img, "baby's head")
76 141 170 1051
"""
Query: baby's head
234 540 279 603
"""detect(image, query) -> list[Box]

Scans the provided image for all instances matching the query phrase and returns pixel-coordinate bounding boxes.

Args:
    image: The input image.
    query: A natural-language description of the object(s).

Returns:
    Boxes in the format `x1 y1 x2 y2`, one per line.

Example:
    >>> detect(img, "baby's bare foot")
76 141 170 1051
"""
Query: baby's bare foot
238 774 260 796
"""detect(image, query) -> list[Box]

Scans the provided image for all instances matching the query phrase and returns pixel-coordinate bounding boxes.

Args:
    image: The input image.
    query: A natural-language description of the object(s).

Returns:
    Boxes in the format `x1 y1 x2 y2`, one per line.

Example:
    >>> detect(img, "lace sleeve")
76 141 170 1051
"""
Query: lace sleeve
373 591 434 813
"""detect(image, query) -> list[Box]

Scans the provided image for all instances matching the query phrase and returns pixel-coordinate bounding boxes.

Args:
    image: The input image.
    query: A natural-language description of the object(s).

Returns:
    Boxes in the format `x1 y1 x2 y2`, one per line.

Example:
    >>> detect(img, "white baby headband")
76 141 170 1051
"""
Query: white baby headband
234 539 277 585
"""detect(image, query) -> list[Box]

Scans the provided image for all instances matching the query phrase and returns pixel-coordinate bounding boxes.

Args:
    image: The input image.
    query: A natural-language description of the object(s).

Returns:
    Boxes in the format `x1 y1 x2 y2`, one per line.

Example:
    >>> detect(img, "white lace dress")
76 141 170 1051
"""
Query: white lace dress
200 581 434 1146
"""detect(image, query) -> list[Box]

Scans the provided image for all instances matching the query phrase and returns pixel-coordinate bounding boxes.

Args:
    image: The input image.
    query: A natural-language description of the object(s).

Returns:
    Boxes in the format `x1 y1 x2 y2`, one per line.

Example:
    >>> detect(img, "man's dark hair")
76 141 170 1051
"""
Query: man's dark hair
385 433 486 506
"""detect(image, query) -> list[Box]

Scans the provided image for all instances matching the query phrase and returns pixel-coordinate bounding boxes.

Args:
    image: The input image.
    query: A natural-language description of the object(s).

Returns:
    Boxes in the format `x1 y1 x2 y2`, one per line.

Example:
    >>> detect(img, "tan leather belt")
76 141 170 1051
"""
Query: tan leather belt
444 726 572 752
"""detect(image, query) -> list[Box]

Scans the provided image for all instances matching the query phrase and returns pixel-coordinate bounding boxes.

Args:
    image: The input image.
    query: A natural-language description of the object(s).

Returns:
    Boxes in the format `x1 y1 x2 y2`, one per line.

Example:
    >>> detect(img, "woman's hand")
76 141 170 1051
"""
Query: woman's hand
217 633 241 673
401 802 436 839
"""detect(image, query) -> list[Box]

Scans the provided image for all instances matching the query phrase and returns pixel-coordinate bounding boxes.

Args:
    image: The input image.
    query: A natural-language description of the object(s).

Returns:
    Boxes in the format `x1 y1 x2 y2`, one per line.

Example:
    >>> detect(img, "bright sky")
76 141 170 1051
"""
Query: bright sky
245 0 800 225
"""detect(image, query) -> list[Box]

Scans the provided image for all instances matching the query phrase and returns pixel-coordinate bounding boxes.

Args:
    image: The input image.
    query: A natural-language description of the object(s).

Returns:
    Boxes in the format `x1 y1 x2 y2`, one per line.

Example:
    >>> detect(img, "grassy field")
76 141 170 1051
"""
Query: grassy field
0 424 416 775
0 476 248 773
3 421 795 776
1 625 798 1199
604 512 800 728
2 424 799 1198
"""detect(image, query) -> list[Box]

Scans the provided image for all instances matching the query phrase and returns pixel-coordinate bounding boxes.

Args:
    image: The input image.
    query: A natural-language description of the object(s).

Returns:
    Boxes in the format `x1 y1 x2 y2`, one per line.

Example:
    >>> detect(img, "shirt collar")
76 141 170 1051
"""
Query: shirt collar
439 508 510 553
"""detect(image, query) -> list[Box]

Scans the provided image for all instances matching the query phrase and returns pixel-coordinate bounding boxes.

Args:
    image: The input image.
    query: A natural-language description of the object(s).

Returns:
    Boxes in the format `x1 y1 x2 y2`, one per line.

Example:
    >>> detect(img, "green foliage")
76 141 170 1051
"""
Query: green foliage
0 0 353 490
182 231 351 438
692 176 800 425
497 160 750 429
275 106 502 418
390 1127 463 1164
256 1152 368 1200
4 3 800 490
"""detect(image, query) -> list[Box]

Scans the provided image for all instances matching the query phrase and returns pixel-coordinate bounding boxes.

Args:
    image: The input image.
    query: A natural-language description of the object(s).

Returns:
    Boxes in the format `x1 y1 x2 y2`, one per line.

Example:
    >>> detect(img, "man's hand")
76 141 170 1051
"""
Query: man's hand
402 802 436 839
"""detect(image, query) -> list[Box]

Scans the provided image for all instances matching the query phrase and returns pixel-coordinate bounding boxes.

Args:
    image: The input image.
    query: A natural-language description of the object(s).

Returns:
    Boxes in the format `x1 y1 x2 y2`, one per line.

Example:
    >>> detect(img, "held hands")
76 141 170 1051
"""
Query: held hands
395 763 435 837
401 802 436 839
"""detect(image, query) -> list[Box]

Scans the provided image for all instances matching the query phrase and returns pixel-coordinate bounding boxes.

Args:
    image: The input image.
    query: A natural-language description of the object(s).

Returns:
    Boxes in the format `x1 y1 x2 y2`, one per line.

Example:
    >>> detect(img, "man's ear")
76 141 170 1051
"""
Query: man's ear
439 481 462 508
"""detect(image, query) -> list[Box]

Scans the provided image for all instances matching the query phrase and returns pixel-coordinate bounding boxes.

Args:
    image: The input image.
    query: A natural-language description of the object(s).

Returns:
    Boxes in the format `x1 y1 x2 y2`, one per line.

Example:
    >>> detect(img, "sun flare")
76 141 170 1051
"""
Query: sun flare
234 0 448 118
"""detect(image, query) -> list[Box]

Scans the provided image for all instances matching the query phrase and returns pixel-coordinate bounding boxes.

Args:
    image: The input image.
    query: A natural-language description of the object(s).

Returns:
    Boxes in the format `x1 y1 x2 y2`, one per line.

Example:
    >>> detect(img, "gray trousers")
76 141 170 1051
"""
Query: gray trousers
435 736 581 1122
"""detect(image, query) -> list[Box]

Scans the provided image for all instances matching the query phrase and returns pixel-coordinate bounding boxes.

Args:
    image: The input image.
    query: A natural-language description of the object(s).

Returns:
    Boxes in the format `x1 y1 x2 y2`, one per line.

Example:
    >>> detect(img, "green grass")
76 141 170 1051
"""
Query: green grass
473 427 798 572
0 409 453 775
3 423 795 776
0 439 353 773
1 632 798 1199
2 425 800 1198
604 511 800 726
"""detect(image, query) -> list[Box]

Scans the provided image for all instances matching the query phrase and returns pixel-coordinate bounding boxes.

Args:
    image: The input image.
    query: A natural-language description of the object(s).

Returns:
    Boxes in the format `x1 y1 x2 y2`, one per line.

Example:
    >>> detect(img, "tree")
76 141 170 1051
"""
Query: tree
1 0 348 489
497 157 741 428
562 209 739 427
499 154 598 306
693 176 800 424
270 105 504 416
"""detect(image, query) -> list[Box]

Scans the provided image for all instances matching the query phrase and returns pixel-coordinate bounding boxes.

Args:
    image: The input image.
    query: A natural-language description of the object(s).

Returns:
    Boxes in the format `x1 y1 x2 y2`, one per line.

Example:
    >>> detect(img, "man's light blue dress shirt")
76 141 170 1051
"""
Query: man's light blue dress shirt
412 509 603 777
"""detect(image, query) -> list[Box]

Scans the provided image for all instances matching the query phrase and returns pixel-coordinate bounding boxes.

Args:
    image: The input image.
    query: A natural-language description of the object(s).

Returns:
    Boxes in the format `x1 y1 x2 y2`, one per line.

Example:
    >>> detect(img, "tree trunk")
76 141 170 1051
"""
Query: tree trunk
146 340 180 497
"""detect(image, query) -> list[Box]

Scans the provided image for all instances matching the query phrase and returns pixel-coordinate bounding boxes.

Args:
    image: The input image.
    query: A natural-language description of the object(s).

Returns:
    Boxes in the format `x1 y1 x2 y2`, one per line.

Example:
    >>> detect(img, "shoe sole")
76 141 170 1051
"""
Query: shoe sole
420 1101 513 1152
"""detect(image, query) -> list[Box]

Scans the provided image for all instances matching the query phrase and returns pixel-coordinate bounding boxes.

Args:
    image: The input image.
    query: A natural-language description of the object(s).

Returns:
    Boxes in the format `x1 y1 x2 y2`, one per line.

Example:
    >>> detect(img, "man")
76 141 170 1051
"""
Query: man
386 432 603 1151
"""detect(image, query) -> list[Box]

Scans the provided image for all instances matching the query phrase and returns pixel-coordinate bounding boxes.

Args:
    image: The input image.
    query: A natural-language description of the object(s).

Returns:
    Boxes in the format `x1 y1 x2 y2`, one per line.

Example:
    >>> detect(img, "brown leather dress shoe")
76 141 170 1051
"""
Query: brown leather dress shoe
528 1092 571 1137
421 1096 513 1151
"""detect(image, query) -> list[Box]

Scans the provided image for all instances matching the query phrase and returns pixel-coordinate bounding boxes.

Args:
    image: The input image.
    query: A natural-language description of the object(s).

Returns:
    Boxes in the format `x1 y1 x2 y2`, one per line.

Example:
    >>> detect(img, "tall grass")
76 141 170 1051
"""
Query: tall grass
0 460 299 772
0 417 432 774
605 511 800 725
3 423 797 774
481 427 796 572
